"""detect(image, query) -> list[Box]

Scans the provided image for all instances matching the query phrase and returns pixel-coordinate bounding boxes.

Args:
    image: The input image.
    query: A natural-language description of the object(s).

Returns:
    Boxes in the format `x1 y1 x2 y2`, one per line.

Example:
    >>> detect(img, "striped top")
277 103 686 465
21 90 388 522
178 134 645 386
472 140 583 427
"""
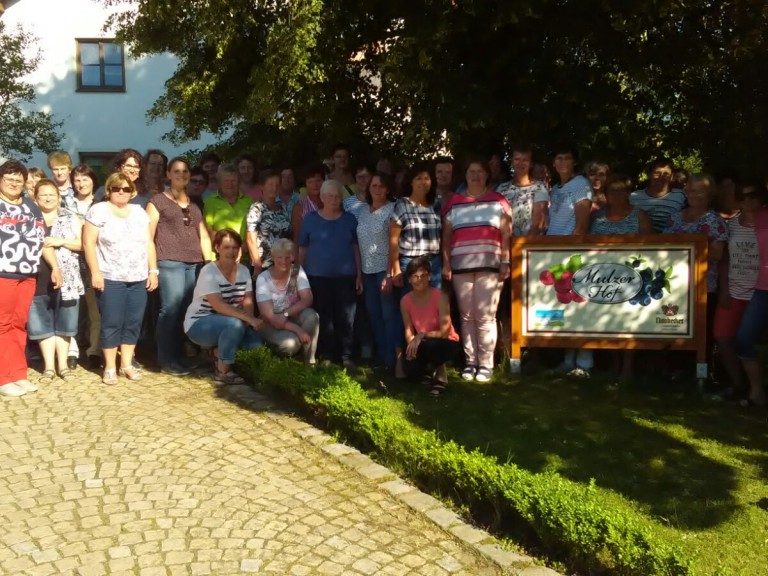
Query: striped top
546 175 592 236
629 188 686 233
444 190 510 274
725 216 759 300
183 262 252 332
590 207 641 235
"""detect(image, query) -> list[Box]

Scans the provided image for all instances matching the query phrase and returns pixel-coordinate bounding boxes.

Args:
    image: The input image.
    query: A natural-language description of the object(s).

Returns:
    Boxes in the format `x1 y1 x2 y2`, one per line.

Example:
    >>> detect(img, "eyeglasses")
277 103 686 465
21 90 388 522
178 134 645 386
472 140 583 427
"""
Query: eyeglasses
122 163 140 171
409 273 429 281
181 206 191 226
2 176 25 187
109 186 132 193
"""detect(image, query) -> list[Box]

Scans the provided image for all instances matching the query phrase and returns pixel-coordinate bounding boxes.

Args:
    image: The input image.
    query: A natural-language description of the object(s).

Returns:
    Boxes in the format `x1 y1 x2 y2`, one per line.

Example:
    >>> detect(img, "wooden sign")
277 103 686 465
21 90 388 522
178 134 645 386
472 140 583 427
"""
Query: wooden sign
510 234 709 382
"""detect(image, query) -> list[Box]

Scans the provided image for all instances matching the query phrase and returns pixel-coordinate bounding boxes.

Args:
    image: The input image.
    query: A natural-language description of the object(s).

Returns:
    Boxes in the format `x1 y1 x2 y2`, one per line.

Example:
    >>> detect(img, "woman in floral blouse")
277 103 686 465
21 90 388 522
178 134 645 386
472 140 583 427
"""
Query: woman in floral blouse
246 169 291 277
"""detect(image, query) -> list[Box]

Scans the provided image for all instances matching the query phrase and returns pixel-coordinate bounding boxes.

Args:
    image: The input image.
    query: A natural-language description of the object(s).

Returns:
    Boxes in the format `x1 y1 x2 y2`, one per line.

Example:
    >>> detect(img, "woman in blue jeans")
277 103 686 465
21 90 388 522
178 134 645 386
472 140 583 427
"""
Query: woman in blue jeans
147 157 213 375
83 172 158 385
356 172 404 375
184 229 263 385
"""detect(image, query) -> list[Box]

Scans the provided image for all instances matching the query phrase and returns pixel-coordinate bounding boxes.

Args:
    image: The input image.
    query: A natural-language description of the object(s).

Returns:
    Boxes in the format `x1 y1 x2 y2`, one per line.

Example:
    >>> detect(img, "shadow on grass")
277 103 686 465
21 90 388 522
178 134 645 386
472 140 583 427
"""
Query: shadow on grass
355 363 766 532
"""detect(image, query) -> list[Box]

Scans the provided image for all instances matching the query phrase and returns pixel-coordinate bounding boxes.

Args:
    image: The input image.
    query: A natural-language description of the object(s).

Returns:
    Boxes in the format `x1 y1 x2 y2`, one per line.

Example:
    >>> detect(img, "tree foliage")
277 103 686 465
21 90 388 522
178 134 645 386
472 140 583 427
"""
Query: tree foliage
108 0 768 176
0 21 62 162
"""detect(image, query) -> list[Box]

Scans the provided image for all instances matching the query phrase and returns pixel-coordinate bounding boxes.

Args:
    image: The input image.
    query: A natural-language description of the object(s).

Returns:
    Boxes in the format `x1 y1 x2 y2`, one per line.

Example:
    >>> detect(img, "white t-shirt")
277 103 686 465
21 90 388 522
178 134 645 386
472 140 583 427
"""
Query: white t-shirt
86 202 149 282
726 217 759 300
184 262 252 332
546 175 592 236
255 266 311 314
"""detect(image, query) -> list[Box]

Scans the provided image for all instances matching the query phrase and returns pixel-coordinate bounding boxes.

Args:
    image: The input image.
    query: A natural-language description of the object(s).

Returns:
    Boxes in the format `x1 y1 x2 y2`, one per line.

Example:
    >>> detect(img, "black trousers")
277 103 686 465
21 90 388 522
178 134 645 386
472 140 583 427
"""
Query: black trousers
308 275 357 362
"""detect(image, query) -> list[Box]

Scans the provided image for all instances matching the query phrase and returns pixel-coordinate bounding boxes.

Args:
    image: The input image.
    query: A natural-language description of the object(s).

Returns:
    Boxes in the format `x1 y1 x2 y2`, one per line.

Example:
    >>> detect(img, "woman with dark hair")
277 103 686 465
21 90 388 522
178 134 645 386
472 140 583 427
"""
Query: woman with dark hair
147 157 212 375
389 162 442 291
95 148 147 206
184 229 263 384
237 154 262 201
246 169 290 277
66 164 102 367
442 159 512 382
585 161 610 212
357 172 403 372
291 164 325 247
83 172 158 385
144 149 168 196
0 161 46 397
401 256 460 395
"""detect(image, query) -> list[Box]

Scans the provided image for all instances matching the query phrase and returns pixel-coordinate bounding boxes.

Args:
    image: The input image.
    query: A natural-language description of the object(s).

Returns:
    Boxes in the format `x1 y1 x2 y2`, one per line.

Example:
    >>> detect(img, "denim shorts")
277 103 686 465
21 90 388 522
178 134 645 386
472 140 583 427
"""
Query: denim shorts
27 293 80 340
735 289 768 360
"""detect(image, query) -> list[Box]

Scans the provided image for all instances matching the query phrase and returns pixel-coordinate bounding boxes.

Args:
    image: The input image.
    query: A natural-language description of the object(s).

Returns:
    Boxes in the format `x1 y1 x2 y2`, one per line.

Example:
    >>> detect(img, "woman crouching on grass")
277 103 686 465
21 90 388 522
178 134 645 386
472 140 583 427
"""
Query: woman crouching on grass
400 256 461 396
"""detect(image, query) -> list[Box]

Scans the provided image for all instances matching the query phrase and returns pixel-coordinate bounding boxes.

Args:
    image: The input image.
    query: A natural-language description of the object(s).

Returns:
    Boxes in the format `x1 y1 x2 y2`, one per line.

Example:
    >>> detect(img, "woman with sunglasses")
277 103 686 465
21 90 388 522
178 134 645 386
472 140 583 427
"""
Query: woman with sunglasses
83 172 158 385
147 157 213 375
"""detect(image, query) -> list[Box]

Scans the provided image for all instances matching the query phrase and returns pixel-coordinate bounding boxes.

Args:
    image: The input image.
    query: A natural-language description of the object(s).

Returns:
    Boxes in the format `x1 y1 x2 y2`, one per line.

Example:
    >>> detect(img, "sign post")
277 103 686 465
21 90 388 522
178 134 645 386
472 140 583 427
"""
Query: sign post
510 234 709 385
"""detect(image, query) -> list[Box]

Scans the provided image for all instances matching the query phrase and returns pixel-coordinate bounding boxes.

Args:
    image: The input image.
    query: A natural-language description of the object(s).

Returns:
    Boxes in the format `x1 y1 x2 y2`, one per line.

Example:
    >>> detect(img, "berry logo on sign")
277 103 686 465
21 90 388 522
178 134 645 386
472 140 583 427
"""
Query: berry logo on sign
571 263 643 304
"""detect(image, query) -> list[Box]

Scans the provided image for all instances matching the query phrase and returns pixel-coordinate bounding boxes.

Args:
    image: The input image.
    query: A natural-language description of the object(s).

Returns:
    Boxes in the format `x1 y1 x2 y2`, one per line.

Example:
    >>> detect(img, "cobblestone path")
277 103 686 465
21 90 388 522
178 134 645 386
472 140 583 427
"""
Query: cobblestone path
0 366 507 575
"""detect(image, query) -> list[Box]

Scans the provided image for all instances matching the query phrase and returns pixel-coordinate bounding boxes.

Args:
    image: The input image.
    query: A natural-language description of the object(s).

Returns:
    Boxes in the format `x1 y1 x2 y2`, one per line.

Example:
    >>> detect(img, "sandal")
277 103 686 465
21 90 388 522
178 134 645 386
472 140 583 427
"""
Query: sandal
57 368 76 382
102 369 118 386
118 365 142 381
461 366 477 381
430 382 447 397
214 369 245 385
38 369 56 385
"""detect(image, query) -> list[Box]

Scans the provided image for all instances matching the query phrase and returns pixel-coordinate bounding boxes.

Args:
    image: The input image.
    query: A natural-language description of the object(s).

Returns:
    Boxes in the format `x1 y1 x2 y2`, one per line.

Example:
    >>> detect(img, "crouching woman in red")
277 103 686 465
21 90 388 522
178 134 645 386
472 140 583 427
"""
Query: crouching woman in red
0 161 47 397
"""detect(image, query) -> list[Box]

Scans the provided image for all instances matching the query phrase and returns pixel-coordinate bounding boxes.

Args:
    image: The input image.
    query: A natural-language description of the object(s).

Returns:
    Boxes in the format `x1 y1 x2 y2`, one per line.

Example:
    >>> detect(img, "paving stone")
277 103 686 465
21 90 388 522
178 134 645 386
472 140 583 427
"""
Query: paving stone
0 365 552 576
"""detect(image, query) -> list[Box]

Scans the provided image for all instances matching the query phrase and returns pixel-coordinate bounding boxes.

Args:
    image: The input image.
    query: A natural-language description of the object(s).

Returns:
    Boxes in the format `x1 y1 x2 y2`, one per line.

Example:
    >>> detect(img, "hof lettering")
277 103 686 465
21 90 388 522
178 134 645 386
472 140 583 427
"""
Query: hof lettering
572 264 644 304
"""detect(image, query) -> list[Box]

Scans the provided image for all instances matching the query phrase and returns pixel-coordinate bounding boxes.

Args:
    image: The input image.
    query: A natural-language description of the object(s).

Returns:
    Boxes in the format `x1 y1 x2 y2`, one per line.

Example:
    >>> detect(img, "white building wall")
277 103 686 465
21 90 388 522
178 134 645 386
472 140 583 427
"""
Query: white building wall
2 0 218 169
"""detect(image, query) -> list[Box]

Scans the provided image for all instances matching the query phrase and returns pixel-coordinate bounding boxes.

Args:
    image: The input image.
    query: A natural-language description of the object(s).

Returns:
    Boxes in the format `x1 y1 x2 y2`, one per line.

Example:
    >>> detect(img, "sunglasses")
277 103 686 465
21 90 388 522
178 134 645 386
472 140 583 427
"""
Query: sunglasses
181 206 191 226
109 186 132 193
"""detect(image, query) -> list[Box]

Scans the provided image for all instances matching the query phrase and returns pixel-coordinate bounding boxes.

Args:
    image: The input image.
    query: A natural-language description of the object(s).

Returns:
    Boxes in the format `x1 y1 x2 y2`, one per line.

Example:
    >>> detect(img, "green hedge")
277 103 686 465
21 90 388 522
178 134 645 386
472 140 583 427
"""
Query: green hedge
237 348 694 575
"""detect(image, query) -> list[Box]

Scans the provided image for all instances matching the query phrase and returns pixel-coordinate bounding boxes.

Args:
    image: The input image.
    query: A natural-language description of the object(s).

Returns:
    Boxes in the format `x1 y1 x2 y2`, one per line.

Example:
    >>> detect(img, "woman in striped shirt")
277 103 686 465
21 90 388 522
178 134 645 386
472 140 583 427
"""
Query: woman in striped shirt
184 229 264 385
442 159 512 382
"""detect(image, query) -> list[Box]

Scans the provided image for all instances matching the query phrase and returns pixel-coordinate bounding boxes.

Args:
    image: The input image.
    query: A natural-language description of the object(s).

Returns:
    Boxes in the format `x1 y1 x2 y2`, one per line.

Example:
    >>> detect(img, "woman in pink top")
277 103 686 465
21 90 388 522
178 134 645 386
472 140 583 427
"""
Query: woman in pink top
734 183 768 407
400 256 460 396
442 159 511 383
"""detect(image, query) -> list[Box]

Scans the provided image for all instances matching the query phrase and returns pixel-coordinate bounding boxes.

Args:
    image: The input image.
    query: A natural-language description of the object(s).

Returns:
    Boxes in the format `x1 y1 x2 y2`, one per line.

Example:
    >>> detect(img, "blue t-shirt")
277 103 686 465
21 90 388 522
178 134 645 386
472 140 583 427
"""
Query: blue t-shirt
299 211 358 277
546 175 592 236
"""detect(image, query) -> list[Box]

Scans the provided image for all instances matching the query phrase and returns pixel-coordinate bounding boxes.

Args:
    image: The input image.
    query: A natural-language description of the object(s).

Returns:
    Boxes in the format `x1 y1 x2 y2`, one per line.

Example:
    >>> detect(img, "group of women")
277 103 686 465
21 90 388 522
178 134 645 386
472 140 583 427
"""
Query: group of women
1 146 766 405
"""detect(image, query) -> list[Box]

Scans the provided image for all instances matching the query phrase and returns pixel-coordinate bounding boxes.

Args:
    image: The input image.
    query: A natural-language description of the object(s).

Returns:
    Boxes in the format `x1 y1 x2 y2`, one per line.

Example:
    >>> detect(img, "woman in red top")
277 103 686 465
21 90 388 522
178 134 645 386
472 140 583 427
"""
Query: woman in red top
400 256 460 395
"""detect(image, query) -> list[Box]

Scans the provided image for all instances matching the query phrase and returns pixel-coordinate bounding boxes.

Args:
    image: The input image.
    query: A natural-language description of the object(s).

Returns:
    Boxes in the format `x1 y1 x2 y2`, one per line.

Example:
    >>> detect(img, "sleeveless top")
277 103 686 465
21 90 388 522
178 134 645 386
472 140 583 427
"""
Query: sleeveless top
149 193 205 263
590 207 640 235
298 196 319 218
401 288 459 341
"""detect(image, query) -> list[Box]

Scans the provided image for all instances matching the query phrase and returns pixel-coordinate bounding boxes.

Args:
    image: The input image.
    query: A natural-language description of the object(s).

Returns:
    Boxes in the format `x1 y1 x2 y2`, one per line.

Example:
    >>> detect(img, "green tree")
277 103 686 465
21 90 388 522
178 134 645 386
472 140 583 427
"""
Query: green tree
0 21 62 162
108 0 768 176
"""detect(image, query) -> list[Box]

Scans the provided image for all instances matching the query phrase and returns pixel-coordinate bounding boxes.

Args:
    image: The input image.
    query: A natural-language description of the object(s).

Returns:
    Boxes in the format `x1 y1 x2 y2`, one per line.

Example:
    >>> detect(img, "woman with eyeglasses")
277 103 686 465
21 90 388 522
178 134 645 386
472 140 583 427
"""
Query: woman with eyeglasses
83 172 159 385
146 157 213 375
0 161 46 397
95 148 147 206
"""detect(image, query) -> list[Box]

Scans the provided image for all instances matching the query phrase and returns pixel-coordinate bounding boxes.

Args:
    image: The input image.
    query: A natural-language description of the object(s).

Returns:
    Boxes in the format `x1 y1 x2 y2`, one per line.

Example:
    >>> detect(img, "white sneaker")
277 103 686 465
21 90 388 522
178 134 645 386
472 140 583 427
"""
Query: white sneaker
0 382 26 397
568 367 591 379
15 379 38 393
475 367 493 382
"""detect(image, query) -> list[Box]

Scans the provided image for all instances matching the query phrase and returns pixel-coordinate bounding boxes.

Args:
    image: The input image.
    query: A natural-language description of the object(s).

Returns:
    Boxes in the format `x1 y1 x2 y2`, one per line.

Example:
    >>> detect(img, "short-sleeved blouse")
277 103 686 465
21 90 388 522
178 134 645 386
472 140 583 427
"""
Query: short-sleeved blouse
0 196 45 279
245 201 291 268
357 203 394 274
497 181 549 237
391 197 441 258
86 202 150 283
663 210 727 292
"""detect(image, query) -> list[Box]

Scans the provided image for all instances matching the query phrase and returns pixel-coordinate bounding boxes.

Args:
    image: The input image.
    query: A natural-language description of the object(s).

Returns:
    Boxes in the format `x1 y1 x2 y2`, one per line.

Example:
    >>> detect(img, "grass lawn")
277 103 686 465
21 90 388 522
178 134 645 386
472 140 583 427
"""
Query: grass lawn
350 354 768 575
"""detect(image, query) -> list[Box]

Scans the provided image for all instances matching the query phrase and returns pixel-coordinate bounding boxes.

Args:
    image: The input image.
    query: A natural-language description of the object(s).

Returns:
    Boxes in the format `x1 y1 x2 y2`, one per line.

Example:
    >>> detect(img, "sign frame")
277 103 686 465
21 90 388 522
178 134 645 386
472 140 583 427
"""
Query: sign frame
509 234 709 382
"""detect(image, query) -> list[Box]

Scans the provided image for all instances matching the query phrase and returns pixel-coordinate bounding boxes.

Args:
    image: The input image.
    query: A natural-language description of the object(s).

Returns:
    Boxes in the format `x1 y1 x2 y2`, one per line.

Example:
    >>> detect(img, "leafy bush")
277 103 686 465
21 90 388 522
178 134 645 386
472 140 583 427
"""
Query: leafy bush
237 348 694 575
